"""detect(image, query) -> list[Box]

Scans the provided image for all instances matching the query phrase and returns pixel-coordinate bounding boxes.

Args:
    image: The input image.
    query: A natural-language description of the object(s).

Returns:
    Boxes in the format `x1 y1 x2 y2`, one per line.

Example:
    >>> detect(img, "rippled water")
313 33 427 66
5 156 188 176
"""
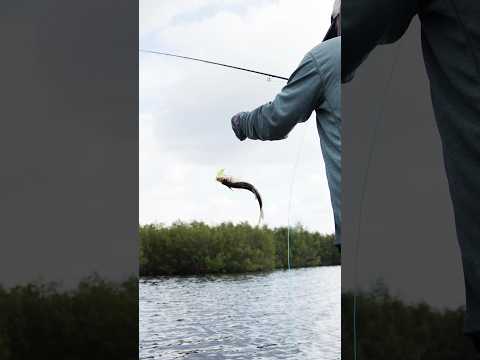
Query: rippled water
140 266 340 360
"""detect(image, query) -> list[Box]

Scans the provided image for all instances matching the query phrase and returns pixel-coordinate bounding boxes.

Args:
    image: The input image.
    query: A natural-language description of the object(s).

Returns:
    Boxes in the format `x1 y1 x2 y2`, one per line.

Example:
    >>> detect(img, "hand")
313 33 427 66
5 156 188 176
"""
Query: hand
231 112 247 141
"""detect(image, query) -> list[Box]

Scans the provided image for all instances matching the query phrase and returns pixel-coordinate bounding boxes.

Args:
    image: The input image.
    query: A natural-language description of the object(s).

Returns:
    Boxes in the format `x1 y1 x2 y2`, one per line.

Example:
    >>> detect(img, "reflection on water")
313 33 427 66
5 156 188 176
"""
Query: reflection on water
140 266 340 359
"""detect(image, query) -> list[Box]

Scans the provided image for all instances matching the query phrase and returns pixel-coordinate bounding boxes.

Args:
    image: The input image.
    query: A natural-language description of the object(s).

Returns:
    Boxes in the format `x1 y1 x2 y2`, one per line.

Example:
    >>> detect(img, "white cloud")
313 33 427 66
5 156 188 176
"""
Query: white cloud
140 0 335 233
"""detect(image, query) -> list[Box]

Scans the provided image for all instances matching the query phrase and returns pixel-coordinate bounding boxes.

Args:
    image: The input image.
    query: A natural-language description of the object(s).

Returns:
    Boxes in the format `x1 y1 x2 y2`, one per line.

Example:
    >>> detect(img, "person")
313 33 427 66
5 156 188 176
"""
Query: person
230 2 341 247
342 0 480 352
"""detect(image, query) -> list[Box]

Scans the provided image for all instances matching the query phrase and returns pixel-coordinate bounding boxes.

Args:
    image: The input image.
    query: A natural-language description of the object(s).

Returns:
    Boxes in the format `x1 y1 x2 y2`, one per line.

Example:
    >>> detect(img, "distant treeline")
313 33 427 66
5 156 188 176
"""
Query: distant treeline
342 286 478 359
140 222 340 276
0 276 137 360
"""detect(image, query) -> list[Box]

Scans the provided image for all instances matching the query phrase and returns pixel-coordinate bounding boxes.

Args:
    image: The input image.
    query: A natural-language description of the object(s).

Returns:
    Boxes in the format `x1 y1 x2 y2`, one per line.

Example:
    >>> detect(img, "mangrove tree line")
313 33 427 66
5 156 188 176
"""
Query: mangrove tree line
140 221 340 276
0 275 137 360
342 287 478 359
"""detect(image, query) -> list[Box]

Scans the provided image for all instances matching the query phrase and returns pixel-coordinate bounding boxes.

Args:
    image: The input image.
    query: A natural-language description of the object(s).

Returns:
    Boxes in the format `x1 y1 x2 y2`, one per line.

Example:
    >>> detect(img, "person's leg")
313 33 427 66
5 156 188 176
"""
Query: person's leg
419 0 480 344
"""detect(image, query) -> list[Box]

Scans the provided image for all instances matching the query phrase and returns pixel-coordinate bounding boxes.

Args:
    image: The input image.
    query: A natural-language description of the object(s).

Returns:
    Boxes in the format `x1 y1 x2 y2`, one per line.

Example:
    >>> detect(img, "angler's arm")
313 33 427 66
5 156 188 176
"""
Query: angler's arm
235 52 323 141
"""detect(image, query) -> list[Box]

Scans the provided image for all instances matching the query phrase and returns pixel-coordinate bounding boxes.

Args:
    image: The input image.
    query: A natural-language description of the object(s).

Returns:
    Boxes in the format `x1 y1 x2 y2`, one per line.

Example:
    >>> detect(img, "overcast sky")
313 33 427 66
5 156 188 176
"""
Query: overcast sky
139 0 335 233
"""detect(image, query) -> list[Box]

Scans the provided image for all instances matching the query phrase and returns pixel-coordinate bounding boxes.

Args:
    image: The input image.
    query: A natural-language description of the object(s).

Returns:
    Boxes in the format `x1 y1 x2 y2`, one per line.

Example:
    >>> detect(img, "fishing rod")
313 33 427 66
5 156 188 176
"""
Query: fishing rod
139 49 289 81
140 48 295 269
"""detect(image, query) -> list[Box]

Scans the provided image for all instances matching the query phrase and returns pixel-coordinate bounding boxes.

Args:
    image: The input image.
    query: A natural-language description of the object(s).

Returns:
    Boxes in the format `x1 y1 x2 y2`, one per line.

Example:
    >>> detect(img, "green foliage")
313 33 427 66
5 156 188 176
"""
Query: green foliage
140 222 340 276
342 288 478 359
0 276 138 360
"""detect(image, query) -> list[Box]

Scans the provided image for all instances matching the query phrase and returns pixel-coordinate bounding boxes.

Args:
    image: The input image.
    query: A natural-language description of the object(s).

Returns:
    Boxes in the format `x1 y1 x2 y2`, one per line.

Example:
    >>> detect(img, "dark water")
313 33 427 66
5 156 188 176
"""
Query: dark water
140 266 340 360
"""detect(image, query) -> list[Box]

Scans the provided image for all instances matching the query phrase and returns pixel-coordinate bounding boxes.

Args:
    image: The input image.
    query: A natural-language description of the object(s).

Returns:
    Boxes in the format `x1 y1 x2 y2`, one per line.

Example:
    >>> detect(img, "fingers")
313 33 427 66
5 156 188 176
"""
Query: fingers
231 113 247 141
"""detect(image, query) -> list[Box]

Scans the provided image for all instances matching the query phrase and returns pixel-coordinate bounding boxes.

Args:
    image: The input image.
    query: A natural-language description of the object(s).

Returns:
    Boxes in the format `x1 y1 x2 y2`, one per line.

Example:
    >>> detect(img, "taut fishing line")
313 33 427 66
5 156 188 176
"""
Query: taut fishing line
351 39 404 360
286 123 310 270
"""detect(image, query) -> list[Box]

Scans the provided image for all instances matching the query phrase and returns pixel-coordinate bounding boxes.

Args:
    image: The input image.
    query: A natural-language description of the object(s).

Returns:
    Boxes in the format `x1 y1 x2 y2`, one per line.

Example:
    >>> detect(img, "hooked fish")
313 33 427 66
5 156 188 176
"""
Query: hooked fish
216 169 264 225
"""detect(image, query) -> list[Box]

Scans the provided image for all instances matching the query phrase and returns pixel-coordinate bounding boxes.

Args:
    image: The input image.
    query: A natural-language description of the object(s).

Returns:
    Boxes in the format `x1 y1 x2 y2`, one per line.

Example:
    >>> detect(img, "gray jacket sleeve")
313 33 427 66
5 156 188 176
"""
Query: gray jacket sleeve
237 52 324 141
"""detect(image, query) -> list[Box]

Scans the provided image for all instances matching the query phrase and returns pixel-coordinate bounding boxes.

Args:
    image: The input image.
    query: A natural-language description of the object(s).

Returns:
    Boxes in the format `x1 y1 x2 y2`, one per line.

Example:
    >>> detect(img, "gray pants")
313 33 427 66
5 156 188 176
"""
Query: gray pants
343 0 480 335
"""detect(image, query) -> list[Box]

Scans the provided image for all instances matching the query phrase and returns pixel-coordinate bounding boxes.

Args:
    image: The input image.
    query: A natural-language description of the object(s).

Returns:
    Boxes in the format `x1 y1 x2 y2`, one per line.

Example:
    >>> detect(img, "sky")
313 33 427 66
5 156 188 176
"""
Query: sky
139 0 335 234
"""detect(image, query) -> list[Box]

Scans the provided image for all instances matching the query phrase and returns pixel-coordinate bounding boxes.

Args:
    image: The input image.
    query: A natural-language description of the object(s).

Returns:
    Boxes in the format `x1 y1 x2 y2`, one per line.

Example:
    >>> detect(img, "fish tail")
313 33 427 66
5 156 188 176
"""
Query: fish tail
257 208 264 226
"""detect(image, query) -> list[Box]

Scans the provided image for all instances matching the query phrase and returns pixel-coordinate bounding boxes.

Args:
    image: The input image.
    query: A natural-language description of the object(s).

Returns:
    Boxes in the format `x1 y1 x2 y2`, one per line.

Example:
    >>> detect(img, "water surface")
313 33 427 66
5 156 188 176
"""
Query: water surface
140 266 340 359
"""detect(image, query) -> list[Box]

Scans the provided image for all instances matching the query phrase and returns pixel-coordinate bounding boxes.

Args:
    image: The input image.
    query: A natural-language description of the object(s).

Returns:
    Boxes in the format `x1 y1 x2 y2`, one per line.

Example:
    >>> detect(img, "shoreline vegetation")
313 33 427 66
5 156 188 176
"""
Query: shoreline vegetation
342 285 478 359
140 222 340 276
0 275 138 359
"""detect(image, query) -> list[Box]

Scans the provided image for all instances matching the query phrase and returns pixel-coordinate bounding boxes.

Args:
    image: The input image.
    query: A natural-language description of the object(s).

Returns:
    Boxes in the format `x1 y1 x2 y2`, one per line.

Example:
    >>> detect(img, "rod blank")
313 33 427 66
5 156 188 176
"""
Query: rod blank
139 49 289 81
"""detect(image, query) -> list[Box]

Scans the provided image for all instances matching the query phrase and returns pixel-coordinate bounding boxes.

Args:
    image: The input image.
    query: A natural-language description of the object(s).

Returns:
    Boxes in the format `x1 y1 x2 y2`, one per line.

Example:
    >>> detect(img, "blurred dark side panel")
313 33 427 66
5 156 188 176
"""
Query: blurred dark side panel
342 17 478 358
0 1 138 359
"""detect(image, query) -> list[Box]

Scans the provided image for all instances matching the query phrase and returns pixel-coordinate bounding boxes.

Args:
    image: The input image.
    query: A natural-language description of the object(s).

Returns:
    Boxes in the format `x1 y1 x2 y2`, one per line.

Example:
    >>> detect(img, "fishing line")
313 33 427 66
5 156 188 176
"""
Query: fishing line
351 39 404 360
286 123 310 270
139 49 289 81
